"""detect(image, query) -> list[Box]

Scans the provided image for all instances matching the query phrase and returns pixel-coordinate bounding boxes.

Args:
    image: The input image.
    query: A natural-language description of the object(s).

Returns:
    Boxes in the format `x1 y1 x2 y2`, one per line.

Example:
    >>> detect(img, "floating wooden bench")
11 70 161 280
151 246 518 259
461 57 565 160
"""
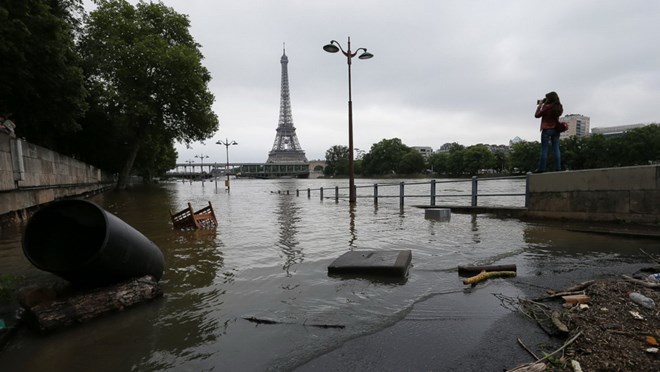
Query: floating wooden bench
170 201 217 230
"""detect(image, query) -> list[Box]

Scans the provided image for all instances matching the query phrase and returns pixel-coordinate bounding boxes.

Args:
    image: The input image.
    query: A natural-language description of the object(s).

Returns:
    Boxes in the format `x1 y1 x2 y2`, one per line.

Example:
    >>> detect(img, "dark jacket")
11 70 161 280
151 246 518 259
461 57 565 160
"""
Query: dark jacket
535 102 563 130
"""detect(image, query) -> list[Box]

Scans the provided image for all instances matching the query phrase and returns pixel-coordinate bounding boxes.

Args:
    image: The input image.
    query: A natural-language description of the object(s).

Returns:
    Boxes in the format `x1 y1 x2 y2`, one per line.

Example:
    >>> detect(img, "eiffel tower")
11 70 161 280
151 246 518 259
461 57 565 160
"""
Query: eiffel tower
267 46 308 164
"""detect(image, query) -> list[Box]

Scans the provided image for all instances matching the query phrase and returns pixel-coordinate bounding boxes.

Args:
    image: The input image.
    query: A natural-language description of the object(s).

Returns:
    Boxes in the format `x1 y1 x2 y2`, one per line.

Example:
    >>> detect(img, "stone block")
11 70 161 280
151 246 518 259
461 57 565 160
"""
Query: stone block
328 250 412 278
425 208 451 221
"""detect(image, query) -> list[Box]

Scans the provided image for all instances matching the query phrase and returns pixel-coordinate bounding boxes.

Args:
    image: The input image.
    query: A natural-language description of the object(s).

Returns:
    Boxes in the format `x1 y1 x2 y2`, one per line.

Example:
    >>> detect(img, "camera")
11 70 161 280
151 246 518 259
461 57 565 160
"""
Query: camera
537 98 546 105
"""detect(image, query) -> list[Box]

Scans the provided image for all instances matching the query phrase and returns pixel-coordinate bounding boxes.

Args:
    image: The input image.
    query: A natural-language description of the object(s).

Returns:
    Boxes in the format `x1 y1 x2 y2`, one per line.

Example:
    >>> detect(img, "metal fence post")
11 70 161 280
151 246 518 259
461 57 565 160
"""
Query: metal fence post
374 184 378 205
430 179 436 206
320 187 323 201
335 186 339 203
399 182 405 208
296 189 299 197
471 176 478 207
307 188 311 198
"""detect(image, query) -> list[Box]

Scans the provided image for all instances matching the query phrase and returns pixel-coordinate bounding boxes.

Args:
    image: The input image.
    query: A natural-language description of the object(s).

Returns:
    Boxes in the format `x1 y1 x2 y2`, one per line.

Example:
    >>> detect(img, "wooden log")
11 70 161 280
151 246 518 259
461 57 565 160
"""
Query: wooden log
563 280 595 292
561 294 590 305
532 290 585 302
463 270 516 285
22 275 162 333
458 264 517 277
622 275 660 289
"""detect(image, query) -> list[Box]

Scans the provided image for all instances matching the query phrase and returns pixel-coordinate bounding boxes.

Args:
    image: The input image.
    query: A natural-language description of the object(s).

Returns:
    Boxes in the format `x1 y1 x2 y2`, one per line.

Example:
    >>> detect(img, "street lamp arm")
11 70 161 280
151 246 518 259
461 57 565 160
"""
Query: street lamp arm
355 48 373 59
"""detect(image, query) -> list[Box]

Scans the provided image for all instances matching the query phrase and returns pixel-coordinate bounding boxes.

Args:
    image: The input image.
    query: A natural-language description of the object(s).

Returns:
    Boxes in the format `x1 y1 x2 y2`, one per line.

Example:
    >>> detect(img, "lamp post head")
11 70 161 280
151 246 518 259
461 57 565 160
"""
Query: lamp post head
358 51 373 60
323 43 340 53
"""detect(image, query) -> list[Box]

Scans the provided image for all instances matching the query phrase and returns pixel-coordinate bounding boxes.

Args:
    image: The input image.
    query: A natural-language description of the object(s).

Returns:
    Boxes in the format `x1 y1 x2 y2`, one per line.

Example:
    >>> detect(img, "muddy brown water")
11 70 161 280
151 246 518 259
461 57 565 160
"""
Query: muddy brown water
1 179 657 371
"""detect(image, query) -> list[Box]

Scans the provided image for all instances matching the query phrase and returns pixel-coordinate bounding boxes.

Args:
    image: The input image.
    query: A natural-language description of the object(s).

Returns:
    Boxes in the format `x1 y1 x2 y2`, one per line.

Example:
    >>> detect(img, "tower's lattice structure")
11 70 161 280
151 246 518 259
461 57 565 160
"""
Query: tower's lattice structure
267 47 308 163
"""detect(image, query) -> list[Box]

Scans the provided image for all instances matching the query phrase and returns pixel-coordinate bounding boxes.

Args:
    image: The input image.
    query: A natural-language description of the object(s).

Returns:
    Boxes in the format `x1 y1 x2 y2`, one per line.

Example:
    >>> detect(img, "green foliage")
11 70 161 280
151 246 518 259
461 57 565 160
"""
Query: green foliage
616 124 660 165
509 141 539 173
561 124 660 170
463 144 496 175
0 0 87 149
492 148 509 173
324 145 349 176
361 138 411 176
398 150 426 175
79 0 218 187
428 152 450 175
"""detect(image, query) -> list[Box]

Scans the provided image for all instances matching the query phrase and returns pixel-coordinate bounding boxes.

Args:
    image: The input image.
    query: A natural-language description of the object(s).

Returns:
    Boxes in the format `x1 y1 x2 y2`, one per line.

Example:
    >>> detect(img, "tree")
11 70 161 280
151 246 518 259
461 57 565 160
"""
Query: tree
324 145 349 176
361 138 411 176
492 148 509 173
463 144 495 175
509 141 539 173
79 0 218 188
428 152 450 175
0 0 87 149
617 124 660 166
446 143 465 176
398 150 426 174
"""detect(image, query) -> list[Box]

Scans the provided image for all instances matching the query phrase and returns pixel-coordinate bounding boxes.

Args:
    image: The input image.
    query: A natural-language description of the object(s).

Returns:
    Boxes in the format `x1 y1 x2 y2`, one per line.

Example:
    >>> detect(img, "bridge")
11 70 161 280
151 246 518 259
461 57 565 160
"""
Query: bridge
167 160 327 179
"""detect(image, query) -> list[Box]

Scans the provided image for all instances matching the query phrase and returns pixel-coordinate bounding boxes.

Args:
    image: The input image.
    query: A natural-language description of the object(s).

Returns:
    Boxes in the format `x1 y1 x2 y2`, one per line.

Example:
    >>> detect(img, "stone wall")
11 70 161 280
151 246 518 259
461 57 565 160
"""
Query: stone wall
0 132 114 222
526 165 660 224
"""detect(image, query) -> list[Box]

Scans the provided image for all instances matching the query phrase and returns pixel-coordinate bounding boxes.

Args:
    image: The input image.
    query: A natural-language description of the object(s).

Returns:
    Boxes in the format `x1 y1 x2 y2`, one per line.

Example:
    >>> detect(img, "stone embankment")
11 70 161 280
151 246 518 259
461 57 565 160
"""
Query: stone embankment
0 132 113 223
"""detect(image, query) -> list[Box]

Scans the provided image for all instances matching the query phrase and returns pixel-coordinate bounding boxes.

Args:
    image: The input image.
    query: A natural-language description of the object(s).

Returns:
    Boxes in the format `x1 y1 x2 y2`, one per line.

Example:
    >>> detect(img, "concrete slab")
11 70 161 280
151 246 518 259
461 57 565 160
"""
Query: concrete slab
425 208 451 221
328 250 412 278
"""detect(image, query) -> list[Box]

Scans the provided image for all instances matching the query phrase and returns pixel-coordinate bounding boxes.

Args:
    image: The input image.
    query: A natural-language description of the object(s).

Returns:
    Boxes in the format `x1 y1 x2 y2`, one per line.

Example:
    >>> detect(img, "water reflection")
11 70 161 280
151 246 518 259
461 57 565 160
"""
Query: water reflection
93 186 227 371
4 179 656 371
275 194 303 277
139 226 225 371
471 214 481 244
348 204 357 248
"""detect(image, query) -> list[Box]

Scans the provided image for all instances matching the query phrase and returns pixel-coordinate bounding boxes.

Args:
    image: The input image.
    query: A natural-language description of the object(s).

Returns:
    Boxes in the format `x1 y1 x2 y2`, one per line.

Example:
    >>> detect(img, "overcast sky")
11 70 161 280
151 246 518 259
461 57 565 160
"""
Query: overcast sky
86 1 660 164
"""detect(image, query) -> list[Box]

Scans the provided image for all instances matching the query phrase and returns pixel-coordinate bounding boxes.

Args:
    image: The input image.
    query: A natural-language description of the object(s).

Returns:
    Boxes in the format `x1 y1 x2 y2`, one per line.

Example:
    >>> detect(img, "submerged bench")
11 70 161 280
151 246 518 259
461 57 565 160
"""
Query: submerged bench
170 201 217 230
328 250 412 278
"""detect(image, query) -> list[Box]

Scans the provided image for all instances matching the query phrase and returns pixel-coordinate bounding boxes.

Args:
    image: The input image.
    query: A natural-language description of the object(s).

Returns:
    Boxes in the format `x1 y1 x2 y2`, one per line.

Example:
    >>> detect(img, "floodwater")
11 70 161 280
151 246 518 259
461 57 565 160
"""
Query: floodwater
0 178 658 371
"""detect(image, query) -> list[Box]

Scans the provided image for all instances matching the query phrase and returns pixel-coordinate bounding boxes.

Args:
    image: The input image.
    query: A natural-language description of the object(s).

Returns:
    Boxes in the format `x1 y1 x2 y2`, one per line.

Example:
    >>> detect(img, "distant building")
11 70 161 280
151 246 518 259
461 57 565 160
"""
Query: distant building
559 114 590 138
591 123 649 137
411 146 433 158
509 136 523 146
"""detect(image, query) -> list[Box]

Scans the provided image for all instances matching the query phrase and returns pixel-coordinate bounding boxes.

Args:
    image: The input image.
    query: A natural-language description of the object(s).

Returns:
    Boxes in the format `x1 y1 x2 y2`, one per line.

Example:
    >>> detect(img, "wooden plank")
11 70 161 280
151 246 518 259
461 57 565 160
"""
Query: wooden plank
458 264 517 277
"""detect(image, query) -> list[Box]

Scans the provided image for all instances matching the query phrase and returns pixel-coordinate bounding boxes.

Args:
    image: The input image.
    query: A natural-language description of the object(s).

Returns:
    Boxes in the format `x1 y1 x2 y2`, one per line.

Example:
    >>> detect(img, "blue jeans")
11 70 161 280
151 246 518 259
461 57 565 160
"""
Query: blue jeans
538 128 561 171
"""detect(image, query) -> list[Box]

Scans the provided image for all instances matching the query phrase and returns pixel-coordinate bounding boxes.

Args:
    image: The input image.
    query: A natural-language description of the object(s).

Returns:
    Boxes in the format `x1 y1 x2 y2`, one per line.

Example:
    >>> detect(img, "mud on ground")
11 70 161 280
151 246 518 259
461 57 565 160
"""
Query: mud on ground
561 279 659 371
515 276 659 371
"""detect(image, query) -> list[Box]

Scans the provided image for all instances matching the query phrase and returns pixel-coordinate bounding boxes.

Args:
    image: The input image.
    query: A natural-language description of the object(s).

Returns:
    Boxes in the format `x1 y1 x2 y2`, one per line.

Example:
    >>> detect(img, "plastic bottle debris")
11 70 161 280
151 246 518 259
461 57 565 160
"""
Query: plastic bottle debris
629 292 655 309
647 273 660 282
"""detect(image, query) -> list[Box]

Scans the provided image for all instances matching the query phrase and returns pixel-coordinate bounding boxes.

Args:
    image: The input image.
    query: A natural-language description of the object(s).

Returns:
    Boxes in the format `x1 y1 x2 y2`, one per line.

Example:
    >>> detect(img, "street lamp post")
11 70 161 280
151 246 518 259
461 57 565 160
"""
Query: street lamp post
323 37 373 204
195 154 209 186
216 138 238 191
185 160 193 184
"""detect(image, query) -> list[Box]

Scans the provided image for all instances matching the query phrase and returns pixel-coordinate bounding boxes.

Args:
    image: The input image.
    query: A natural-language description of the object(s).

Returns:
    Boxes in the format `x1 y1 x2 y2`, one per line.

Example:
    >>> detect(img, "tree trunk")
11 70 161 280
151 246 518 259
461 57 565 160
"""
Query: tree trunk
116 139 141 189
22 275 162 333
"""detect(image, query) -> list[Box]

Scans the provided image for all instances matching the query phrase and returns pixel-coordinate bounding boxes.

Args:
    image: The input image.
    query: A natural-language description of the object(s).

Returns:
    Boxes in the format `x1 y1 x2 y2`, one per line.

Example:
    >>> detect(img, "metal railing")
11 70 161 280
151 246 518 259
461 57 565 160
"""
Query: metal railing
291 175 530 208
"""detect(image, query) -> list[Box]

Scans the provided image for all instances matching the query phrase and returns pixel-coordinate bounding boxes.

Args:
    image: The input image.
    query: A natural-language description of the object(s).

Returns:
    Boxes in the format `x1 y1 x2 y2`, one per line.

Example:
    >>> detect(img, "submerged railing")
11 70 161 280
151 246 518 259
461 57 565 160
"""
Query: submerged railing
291 175 530 208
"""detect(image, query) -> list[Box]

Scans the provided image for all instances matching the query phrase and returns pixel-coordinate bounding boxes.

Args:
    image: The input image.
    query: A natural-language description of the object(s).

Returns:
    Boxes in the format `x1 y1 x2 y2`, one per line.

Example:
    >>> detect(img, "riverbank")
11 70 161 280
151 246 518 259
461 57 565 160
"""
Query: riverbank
296 245 660 371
